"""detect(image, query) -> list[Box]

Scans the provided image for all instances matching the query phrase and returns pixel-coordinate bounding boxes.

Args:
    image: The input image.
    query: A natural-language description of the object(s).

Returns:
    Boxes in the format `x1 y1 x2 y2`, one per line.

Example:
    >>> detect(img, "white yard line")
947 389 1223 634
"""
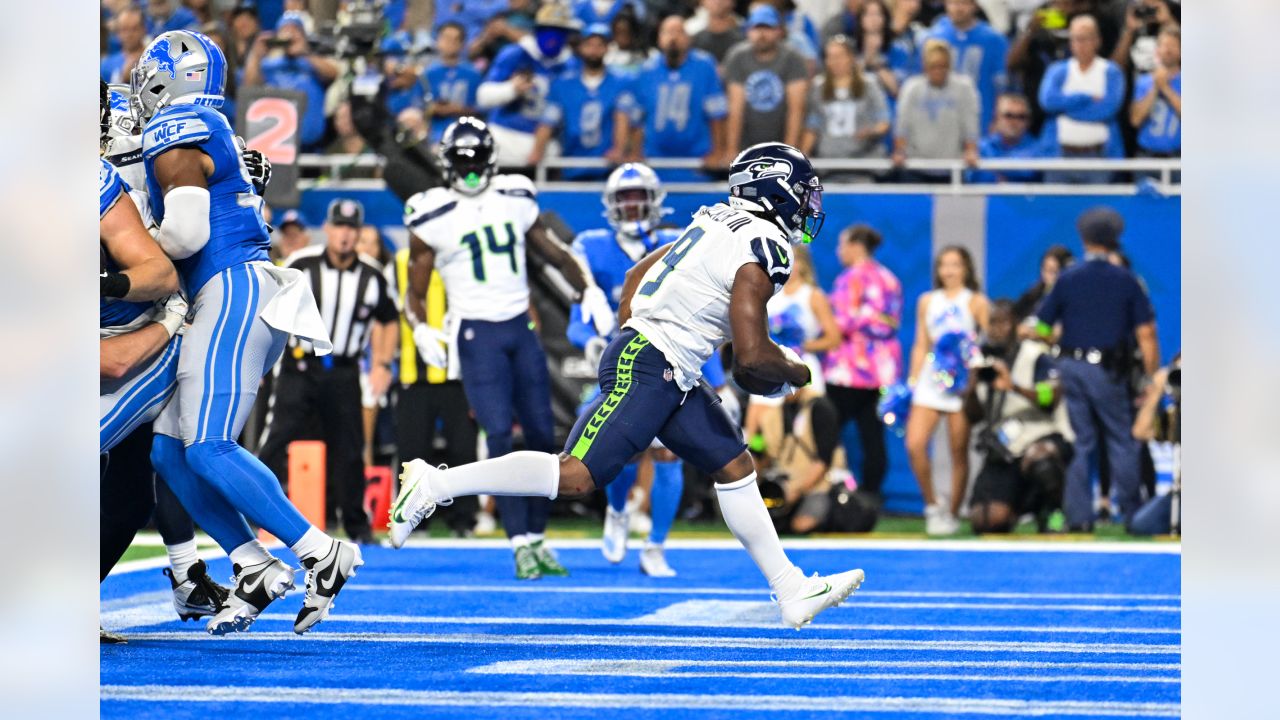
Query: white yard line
100 685 1181 717
110 631 1183 655
466 658 1178 684
397 537 1182 554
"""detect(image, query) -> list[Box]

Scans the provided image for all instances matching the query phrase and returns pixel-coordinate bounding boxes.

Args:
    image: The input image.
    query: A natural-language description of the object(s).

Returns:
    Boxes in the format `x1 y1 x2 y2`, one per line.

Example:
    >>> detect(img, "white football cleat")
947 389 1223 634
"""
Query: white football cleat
294 539 364 634
389 460 452 548
601 506 630 564
776 568 865 630
639 542 676 578
207 558 296 636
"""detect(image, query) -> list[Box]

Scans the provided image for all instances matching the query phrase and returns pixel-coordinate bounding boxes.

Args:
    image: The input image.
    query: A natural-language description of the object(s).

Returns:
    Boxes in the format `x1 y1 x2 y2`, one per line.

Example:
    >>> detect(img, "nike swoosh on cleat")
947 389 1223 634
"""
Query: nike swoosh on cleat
236 565 272 602
800 583 832 600
317 553 343 594
390 475 420 523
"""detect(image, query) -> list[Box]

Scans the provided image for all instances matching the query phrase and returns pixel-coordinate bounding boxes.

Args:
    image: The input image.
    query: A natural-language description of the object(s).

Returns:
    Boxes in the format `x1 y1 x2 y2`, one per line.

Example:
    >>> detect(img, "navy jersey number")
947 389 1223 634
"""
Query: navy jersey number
639 226 705 296
460 222 519 282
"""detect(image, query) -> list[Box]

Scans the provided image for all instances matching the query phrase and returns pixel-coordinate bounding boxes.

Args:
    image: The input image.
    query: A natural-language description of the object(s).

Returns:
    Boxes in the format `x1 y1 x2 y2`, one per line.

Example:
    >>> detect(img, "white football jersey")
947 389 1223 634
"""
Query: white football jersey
403 174 540 323
104 134 157 234
625 203 793 391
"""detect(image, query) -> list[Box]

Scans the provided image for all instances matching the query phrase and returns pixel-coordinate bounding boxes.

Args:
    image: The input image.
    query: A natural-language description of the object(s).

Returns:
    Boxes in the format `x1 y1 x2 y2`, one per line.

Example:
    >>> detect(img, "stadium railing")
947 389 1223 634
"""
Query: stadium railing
296 154 1182 195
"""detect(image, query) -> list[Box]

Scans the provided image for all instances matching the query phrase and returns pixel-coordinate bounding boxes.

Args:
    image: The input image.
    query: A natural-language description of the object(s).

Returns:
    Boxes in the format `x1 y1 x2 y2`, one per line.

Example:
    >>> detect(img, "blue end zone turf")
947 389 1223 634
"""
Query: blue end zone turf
101 540 1181 719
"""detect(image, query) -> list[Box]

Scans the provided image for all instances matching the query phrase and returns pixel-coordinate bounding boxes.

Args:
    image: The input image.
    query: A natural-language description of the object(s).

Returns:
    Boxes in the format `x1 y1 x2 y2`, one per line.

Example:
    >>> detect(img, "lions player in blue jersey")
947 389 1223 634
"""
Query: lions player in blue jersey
130 30 361 635
567 163 732 577
476 2 581 167
531 23 632 180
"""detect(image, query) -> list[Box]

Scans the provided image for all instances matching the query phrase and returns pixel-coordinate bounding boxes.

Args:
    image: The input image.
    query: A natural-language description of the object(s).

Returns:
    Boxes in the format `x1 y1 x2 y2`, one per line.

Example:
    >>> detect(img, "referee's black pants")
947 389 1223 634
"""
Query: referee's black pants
395 381 479 535
258 363 370 540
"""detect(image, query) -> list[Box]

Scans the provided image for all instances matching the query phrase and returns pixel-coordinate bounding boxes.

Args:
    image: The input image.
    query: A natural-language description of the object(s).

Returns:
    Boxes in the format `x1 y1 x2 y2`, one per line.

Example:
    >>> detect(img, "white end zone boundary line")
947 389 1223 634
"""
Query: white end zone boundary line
108 536 1180 577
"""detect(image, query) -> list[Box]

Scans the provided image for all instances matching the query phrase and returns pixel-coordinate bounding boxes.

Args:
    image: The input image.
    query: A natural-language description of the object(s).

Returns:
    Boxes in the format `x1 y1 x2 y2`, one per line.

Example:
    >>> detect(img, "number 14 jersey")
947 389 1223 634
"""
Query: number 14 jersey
403 174 541 322
625 203 793 391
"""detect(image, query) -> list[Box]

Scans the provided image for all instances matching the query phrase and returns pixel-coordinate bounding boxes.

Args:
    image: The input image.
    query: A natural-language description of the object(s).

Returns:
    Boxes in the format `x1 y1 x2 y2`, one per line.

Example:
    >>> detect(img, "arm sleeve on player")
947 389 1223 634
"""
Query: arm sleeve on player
155 186 211 260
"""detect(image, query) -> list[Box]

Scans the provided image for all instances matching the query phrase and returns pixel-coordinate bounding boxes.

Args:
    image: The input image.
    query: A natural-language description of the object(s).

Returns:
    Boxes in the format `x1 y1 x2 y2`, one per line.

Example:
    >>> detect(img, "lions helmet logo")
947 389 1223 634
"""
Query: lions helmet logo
145 38 194 80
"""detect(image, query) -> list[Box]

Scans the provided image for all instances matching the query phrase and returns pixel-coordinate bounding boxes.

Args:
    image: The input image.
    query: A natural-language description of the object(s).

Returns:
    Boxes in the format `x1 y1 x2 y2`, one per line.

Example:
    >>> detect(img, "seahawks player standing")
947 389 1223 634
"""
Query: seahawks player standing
567 162 731 578
130 30 360 635
398 117 614 579
393 143 863 628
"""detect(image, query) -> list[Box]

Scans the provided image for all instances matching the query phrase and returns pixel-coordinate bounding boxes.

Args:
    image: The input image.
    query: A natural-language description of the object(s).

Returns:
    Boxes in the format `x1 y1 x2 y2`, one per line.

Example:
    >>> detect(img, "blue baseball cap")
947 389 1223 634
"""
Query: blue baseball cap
746 6 781 29
276 11 306 32
583 23 612 41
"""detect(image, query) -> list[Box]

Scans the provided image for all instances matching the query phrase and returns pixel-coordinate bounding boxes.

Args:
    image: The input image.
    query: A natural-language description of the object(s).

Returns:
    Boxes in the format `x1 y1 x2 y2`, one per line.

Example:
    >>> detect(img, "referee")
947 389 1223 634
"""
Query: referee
258 199 399 543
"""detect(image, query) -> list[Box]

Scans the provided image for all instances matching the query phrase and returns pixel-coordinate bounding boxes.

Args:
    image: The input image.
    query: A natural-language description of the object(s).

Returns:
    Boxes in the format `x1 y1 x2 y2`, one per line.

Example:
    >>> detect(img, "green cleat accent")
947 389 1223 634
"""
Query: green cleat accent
531 540 570 577
514 545 542 580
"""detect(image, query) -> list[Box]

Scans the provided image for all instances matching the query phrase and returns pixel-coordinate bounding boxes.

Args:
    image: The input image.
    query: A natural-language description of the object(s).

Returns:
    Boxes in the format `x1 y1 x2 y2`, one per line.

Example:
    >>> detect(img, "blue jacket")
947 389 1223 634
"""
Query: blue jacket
1037 58 1126 158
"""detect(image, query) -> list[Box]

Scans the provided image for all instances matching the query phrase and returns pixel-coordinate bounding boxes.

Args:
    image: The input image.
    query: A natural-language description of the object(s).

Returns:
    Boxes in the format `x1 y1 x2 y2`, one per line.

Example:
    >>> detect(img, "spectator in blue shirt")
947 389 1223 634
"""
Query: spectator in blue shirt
1129 26 1180 158
477 2 581 167
100 7 147 85
243 11 340 152
379 37 429 118
532 24 632 180
144 0 201 37
628 15 729 180
857 0 913 99
1037 14 1125 183
968 93 1048 183
426 22 483 144
928 0 1009 132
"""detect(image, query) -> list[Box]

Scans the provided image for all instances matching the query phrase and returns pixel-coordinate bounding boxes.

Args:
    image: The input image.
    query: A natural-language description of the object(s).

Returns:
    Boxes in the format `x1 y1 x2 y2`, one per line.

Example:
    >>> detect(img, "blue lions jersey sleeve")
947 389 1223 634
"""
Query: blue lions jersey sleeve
142 104 270 295
100 159 126 219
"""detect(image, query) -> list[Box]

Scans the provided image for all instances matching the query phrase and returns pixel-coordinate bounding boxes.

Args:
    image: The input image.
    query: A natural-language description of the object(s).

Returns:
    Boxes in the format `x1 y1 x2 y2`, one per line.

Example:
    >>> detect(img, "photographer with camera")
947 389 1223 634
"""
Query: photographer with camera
243 11 340 151
965 300 1075 534
1127 352 1180 535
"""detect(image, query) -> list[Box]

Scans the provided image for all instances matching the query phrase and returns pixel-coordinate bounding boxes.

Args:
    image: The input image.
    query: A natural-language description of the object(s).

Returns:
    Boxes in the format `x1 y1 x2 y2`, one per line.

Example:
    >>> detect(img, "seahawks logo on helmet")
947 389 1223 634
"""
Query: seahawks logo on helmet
744 159 793 180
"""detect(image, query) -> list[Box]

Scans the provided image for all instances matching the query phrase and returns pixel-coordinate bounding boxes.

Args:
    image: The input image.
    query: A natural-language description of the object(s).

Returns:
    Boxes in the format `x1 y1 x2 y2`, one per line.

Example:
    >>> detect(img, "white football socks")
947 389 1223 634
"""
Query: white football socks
228 539 273 570
289 526 332 562
165 539 200 584
715 473 804 600
435 451 559 500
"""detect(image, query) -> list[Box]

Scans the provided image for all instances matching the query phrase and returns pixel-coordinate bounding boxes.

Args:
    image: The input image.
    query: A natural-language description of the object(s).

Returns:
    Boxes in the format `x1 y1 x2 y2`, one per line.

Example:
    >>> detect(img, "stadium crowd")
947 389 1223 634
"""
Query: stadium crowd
101 0 1181 183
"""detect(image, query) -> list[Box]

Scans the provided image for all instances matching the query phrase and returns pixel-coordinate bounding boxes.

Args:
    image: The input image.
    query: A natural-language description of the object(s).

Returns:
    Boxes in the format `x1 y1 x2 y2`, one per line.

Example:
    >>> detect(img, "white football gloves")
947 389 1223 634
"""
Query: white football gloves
412 324 449 369
578 285 617 338
152 293 189 338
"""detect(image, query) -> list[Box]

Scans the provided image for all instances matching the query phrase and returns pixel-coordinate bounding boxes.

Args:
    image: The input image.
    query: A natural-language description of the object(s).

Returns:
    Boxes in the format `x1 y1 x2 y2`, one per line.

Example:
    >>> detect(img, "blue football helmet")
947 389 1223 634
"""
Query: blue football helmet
603 162 670 239
438 117 498 195
727 143 825 244
130 30 227 123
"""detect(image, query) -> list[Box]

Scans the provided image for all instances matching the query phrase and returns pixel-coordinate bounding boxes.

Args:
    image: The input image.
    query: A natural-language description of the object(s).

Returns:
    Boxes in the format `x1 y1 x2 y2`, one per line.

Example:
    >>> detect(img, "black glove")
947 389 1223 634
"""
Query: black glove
235 136 272 195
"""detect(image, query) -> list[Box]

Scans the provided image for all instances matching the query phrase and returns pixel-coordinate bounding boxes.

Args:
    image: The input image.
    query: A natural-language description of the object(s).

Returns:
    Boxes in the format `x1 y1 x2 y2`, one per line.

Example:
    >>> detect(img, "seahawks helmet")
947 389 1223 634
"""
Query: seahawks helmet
438 117 498 195
727 143 825 244
130 30 227 124
603 163 670 238
106 85 138 140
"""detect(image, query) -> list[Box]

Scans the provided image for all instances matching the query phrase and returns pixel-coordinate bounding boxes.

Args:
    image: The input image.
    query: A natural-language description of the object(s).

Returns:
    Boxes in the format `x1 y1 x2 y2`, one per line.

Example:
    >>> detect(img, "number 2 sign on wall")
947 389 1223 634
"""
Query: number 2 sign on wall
238 87 306 207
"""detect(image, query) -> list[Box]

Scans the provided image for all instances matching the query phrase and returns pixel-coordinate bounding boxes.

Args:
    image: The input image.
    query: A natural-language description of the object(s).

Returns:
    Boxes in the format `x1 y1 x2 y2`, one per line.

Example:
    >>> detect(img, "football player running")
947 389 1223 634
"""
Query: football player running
393 143 864 628
130 30 360 635
567 162 730 577
399 117 613 579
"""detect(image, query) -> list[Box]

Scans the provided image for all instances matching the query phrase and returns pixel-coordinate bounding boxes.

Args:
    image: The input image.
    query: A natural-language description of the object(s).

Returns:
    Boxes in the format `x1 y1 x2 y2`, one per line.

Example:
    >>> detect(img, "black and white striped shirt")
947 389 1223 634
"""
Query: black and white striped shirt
285 245 398 360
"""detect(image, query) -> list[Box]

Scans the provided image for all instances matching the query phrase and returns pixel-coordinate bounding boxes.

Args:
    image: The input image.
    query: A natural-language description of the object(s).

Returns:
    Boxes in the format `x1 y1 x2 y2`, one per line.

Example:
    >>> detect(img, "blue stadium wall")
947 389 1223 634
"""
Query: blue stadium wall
299 188 1181 514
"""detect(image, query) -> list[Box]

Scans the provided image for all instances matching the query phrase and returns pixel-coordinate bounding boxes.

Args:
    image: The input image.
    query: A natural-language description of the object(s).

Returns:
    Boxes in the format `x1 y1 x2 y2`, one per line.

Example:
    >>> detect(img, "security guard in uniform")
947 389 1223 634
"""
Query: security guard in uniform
1033 207 1160 531
388 247 480 536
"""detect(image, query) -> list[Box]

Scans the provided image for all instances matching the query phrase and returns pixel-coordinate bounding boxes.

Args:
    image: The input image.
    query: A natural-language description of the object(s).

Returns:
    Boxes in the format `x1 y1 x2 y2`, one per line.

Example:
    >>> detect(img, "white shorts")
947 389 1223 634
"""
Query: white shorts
911 376 964 413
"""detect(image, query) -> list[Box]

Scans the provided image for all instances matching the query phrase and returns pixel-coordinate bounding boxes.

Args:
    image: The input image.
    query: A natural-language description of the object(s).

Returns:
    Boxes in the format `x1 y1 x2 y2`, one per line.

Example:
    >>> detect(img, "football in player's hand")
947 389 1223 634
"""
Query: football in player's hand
733 368 785 397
